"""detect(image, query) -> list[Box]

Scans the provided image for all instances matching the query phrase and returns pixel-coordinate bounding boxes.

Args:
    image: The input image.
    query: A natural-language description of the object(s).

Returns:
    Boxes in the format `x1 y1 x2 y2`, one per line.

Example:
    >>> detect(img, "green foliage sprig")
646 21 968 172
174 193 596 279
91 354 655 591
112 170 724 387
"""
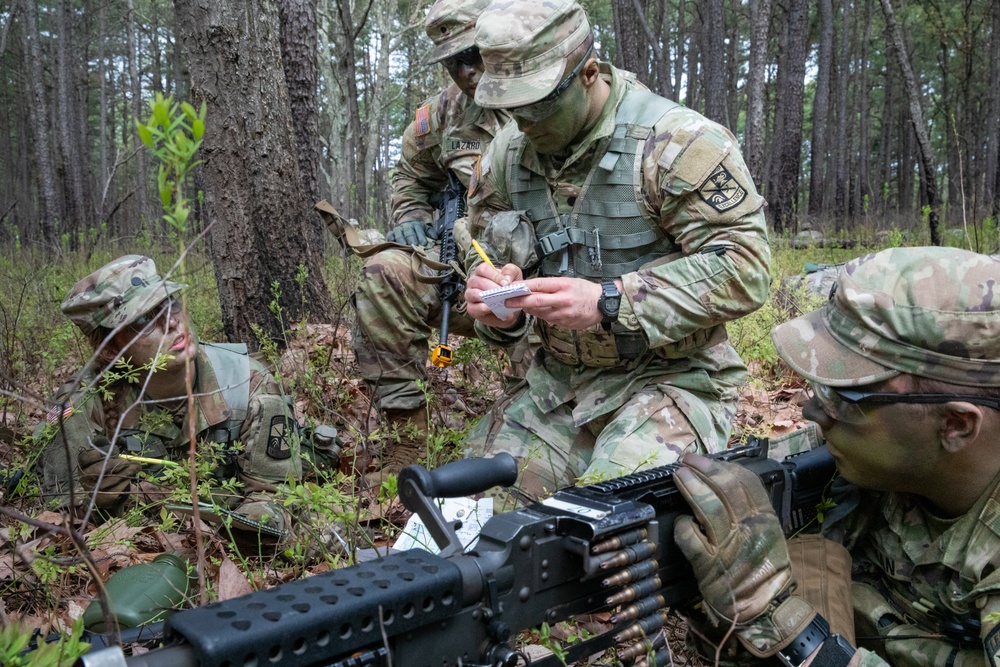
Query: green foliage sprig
136 93 206 235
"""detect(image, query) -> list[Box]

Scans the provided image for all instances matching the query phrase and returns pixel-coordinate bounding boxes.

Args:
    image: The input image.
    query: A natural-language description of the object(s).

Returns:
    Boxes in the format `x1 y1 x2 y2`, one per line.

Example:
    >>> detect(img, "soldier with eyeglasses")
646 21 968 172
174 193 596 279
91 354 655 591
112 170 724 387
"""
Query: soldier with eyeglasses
462 0 770 504
669 247 1000 667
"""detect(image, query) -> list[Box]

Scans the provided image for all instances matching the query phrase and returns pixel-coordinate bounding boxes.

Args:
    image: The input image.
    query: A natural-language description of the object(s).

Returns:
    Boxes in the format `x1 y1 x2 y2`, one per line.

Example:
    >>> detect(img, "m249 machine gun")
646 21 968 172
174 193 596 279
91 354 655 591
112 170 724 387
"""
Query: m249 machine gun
78 441 836 667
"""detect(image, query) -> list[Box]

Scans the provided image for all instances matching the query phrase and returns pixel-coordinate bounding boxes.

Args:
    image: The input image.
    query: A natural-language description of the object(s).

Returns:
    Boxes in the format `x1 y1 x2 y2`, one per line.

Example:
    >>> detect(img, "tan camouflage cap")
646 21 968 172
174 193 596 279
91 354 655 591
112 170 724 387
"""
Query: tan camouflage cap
473 0 592 108
424 0 491 65
61 255 185 335
772 247 1000 387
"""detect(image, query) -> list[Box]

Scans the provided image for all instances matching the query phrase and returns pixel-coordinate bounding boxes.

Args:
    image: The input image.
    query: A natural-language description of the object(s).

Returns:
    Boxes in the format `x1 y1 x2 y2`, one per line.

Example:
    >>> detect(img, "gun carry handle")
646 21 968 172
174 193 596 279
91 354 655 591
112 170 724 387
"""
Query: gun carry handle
399 454 518 507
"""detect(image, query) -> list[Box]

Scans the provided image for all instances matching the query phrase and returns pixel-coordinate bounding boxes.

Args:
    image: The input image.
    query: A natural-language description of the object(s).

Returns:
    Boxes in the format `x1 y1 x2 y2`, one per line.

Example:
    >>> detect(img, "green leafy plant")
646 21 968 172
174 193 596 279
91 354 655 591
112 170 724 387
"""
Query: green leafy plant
0 618 89 667
137 94 205 236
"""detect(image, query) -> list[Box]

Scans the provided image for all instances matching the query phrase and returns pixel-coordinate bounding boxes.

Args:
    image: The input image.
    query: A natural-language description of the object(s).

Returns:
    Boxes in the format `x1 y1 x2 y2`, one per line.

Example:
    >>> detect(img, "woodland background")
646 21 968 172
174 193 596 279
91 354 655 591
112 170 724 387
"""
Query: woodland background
1 0 1000 343
0 0 999 658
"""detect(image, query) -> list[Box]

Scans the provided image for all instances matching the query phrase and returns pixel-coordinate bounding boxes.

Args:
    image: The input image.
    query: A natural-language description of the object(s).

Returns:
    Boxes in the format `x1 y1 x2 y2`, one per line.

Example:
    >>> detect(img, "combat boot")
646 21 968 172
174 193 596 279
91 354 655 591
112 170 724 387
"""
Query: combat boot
362 406 428 490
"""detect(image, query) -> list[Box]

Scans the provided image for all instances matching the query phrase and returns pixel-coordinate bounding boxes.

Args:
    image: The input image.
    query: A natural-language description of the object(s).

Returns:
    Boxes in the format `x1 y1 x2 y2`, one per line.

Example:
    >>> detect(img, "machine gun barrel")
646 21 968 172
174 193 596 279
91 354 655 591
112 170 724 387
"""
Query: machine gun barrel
78 443 836 667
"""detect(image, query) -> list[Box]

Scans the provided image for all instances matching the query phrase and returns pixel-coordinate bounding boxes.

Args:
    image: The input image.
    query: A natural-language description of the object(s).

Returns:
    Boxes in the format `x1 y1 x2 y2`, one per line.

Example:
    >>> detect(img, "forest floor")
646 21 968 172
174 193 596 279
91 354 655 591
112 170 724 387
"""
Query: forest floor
0 239 891 664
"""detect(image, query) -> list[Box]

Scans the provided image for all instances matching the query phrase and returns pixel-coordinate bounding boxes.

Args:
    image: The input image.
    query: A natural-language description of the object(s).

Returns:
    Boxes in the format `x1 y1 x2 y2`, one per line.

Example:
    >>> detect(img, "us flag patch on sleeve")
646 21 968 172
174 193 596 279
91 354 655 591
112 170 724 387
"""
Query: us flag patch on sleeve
46 401 74 423
415 104 431 137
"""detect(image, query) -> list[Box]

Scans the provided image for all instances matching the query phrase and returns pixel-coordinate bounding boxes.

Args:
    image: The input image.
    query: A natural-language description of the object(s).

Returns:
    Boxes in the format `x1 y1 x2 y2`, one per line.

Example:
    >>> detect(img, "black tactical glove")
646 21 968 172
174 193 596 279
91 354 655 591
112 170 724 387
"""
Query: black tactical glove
386 220 437 246
78 437 141 510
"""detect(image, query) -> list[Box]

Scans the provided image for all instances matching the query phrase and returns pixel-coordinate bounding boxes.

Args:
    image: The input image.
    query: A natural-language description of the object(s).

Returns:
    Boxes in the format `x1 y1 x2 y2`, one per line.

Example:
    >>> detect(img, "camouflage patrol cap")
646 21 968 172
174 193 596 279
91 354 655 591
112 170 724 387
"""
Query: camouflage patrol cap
424 0 491 65
61 255 185 335
474 0 592 108
772 247 1000 387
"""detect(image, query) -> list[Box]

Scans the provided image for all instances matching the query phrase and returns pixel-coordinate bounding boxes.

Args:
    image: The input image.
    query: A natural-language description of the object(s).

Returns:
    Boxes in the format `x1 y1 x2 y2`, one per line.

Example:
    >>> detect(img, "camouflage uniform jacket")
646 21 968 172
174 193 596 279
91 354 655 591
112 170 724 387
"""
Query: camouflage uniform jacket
391 82 510 225
39 343 302 508
465 65 770 423
824 475 1000 667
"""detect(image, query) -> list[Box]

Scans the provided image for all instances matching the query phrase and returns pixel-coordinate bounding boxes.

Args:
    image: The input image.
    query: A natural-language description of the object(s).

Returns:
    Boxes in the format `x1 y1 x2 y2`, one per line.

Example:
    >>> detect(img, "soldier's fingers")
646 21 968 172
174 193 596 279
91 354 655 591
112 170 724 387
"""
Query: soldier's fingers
675 462 734 545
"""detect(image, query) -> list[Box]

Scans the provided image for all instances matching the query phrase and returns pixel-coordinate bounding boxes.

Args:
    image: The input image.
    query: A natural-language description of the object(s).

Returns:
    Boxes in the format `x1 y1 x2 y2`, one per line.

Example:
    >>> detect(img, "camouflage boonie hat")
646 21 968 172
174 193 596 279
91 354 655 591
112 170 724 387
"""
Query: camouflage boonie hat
424 0 491 65
474 0 591 108
61 255 185 335
772 247 1000 387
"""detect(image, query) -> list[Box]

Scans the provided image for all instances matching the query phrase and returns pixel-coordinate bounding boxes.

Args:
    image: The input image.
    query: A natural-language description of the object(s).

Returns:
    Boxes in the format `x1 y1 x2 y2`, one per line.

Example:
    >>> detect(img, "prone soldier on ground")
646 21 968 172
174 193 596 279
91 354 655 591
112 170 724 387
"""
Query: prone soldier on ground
462 0 771 506
36 255 342 554
673 247 1000 667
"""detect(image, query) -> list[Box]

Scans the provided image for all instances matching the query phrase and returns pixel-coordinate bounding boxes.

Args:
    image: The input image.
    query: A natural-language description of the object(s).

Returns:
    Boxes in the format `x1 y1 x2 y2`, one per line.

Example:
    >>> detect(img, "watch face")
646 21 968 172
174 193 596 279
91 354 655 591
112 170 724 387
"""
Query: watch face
599 284 621 319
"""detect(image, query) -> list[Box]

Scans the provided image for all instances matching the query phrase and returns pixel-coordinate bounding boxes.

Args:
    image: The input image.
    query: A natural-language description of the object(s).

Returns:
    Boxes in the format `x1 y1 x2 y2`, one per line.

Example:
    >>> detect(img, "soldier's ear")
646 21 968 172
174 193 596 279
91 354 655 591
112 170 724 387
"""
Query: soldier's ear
938 401 984 454
581 57 601 87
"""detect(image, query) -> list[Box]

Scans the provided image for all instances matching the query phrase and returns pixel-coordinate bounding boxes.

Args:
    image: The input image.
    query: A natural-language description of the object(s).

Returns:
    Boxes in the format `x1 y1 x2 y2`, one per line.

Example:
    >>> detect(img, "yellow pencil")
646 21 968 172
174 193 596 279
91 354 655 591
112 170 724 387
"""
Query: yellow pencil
471 240 496 269
119 453 181 467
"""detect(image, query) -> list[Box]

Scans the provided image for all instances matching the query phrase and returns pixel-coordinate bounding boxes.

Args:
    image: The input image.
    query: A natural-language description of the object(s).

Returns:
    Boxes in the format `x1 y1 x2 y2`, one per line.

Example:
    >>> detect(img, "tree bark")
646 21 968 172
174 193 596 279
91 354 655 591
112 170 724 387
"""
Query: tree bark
858 0 873 219
175 0 335 345
766 0 807 234
743 0 772 186
328 0 374 222
879 0 941 245
127 0 149 234
56 0 88 237
808 0 833 216
18 0 61 248
701 0 726 124
279 0 327 254
990 0 1000 219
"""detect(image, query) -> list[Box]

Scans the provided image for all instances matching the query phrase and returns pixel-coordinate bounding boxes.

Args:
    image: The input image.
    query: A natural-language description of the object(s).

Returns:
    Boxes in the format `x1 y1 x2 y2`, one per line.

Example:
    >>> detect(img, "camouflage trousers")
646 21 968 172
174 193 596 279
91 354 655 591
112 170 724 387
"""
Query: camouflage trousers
352 243 478 412
465 349 745 509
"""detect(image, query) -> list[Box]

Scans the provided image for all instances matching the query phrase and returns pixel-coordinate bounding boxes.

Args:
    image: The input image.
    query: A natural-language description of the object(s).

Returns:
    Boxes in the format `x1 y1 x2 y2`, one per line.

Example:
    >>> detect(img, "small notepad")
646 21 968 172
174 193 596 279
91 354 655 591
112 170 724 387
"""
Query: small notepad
481 283 531 319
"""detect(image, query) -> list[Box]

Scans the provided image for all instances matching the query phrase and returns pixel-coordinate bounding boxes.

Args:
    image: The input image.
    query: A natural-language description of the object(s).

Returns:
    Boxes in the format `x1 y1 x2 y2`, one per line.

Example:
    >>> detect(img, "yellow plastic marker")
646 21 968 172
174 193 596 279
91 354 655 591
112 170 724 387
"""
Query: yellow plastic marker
471 240 496 269
119 454 181 467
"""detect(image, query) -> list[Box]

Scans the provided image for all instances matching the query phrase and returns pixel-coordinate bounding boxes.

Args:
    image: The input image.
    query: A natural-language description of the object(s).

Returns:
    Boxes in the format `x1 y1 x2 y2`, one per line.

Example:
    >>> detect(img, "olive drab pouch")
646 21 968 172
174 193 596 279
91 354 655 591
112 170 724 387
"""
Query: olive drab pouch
478 210 539 274
787 533 856 644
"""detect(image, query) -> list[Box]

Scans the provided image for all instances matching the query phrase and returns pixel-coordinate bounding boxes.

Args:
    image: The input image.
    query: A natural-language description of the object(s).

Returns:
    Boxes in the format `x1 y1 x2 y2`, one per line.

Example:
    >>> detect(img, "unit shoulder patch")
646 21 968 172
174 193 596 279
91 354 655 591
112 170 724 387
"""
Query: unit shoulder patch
698 163 748 212
266 415 294 459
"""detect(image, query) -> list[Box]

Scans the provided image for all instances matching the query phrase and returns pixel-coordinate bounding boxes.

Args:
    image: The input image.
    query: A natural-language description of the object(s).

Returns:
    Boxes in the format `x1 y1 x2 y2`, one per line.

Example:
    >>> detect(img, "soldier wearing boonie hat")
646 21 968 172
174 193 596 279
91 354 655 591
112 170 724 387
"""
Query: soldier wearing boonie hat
39 255 342 555
670 246 1000 667
60 255 185 335
349 0 521 488
462 0 771 506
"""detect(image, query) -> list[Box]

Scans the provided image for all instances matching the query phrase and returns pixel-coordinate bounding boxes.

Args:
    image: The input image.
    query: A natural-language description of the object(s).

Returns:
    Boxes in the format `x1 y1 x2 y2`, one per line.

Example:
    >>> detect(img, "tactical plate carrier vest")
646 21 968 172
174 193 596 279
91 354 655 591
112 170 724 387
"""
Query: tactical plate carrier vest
506 89 724 367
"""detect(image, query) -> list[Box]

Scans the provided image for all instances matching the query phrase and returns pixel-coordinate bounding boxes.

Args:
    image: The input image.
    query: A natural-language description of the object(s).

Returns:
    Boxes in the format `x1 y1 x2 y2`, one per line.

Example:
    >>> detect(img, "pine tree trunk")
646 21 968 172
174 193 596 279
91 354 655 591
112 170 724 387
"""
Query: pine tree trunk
18 0 61 248
279 0 327 253
743 0 772 186
808 0 833 216
879 0 941 245
175 0 336 345
766 0 807 234
701 0 726 124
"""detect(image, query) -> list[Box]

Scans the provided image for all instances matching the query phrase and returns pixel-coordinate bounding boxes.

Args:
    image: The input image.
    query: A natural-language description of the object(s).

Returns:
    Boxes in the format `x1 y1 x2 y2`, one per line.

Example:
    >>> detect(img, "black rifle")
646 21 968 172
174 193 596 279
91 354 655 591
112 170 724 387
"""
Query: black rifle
430 171 466 369
77 441 836 667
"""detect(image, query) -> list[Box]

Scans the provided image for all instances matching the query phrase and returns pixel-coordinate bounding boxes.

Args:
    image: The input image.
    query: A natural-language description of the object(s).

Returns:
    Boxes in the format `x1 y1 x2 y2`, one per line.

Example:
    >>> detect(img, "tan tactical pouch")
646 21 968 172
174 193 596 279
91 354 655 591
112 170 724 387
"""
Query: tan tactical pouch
788 533 856 644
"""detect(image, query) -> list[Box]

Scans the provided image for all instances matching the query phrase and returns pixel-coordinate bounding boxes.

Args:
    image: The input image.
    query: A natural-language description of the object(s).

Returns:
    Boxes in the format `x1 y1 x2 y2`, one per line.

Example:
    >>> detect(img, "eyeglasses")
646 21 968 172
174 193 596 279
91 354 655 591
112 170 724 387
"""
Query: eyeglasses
442 46 483 73
131 297 181 331
808 381 1000 424
508 45 594 122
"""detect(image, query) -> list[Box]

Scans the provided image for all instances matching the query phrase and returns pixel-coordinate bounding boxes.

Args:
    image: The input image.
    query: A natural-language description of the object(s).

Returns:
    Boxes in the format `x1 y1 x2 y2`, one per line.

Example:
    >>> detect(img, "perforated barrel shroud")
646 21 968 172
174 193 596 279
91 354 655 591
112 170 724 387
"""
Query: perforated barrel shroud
166 549 463 667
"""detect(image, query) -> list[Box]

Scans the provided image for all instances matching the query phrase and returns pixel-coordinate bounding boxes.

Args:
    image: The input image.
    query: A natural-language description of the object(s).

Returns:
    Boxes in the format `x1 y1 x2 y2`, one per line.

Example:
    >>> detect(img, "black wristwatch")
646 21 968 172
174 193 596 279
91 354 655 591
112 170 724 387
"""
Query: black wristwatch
811 634 857 667
597 279 621 331
776 614 830 667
